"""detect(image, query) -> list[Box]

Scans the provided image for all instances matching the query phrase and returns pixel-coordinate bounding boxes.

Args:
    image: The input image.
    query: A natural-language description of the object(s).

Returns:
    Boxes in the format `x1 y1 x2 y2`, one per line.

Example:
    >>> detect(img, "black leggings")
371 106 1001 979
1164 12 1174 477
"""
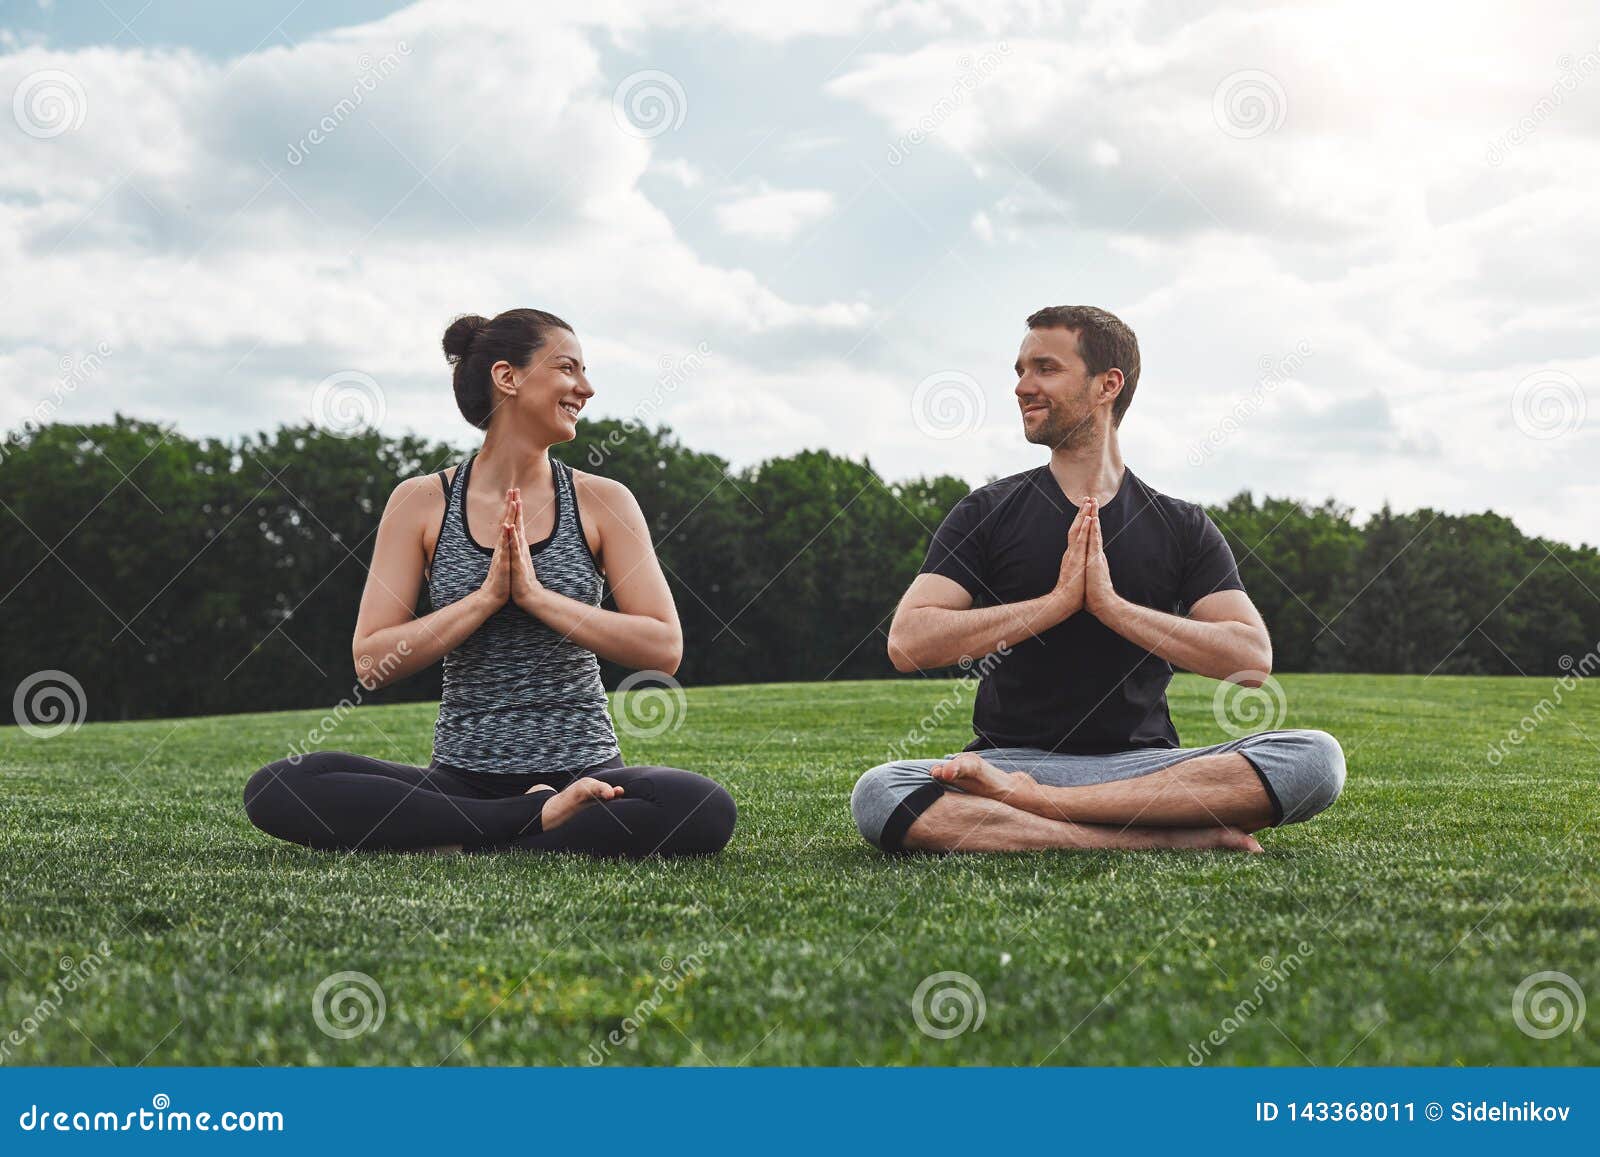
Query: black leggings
243 751 736 857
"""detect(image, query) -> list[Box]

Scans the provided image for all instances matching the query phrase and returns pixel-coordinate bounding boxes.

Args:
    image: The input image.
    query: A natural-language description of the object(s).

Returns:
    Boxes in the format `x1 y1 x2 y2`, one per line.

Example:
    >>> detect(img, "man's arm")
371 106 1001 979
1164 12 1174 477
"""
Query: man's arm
1083 501 1272 683
887 504 1090 672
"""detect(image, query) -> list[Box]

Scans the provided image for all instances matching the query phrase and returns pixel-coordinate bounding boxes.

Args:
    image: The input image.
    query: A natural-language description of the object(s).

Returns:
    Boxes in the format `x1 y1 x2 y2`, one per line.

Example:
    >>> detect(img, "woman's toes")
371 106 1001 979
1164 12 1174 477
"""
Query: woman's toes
539 778 623 832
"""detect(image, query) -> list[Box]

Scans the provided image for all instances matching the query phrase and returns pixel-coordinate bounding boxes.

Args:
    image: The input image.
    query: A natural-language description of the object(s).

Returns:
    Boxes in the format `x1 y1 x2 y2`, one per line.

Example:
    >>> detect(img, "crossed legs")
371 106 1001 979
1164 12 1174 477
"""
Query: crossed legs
243 751 737 857
851 730 1345 854
897 768 1266 853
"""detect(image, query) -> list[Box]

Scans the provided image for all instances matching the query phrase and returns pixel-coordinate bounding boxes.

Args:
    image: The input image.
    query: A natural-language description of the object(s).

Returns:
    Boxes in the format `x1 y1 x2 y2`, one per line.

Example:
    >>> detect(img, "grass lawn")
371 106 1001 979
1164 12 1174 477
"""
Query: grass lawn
1 673 1595 1066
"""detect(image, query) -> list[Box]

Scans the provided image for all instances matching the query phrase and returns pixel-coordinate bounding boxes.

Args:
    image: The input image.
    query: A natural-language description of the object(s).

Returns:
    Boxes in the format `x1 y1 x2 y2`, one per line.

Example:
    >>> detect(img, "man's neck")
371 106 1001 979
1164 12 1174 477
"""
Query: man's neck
1047 429 1124 507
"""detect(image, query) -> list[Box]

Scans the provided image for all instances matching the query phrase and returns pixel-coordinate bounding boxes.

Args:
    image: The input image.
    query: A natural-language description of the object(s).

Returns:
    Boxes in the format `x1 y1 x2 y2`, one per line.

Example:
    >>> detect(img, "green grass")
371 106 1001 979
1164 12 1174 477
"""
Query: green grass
1 674 1595 1066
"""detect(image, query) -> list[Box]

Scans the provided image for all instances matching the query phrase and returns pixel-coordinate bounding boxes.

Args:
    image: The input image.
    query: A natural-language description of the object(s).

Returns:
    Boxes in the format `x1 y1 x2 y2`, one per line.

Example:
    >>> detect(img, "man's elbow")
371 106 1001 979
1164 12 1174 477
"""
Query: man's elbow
1236 635 1273 684
886 629 922 674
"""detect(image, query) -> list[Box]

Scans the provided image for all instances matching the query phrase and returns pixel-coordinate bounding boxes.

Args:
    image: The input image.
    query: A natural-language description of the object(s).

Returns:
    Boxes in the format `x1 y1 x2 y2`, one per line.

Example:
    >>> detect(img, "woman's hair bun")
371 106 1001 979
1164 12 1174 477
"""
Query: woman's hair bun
443 307 574 431
442 314 490 363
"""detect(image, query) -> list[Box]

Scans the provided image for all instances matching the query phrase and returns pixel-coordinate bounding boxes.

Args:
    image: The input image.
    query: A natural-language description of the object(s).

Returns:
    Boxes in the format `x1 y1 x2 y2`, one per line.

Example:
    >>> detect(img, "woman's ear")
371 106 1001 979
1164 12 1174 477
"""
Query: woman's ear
490 359 518 400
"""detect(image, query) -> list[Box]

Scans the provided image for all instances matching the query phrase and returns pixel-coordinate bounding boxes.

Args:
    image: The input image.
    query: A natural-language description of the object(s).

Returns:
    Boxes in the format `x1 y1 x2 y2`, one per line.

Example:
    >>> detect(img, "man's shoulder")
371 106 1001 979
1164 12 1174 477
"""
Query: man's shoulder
954 466 1049 513
1123 469 1213 534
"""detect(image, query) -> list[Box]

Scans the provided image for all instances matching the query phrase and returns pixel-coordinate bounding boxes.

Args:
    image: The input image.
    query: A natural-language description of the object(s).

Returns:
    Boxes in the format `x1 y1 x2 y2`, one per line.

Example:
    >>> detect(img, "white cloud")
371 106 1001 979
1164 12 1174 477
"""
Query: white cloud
649 157 704 187
714 185 837 242
0 2 870 451
1 0 1595 549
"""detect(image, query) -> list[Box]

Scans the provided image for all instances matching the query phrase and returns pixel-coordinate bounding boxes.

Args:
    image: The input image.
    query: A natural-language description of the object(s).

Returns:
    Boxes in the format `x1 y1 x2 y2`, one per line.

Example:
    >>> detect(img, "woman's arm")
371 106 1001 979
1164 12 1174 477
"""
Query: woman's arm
509 475 683 674
351 476 512 690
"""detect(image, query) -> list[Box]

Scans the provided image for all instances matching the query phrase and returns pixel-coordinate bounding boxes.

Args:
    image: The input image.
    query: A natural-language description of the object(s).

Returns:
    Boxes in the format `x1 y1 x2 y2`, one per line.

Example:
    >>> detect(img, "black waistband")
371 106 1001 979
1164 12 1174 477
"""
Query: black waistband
426 753 626 796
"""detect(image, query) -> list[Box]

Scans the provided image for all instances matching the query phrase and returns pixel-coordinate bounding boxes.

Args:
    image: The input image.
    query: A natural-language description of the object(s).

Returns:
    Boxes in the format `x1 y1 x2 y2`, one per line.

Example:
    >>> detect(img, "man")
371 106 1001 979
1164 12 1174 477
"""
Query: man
851 306 1345 854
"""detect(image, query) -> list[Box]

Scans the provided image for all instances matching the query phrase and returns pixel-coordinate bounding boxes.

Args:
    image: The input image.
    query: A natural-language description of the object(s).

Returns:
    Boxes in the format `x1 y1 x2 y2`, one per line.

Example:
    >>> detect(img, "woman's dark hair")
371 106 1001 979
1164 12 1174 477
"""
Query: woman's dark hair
442 308 574 430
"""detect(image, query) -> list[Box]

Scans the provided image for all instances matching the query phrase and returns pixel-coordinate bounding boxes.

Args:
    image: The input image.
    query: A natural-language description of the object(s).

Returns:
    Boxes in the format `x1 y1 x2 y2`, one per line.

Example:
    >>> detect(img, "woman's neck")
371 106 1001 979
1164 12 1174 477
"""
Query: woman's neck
474 424 555 493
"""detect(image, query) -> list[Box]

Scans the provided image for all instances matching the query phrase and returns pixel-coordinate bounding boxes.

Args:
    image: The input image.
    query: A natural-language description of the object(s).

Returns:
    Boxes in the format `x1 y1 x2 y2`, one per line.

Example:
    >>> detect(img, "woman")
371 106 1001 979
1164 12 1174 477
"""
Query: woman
244 309 736 857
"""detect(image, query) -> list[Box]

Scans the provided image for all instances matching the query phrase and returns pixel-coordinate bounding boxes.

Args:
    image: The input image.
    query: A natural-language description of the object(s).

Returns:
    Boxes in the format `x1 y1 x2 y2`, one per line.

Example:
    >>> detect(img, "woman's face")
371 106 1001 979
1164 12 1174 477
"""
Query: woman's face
491 330 592 440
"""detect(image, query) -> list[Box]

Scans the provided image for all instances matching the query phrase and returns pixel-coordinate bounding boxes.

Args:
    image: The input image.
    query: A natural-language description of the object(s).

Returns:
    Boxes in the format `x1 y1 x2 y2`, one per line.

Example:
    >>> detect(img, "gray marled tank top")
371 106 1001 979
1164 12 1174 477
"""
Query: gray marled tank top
427 453 619 774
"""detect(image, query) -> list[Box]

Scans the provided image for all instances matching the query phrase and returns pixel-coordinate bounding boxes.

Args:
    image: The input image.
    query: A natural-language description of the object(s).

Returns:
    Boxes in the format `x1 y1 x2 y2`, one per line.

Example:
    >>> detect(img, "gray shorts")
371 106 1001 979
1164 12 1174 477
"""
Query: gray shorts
849 729 1346 852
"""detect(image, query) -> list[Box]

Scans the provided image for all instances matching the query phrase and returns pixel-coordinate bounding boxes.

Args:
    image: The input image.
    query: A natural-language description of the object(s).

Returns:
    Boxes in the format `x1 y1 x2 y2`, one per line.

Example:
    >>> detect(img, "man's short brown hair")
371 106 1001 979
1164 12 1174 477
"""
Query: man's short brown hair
1026 305 1141 427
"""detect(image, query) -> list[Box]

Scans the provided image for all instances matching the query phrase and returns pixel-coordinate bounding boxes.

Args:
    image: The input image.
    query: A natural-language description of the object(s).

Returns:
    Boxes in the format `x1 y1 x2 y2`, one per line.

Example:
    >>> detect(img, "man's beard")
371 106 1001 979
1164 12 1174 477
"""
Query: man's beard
1023 403 1098 450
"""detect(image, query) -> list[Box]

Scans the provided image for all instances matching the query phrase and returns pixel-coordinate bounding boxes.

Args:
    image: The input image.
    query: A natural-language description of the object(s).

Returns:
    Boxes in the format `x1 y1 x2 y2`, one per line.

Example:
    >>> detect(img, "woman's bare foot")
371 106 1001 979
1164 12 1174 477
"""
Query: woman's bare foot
536 777 624 832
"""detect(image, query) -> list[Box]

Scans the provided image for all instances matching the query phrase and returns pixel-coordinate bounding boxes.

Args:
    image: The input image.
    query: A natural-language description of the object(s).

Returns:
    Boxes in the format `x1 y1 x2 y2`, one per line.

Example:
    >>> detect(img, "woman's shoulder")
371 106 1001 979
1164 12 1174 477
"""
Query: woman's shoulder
387 466 456 510
568 467 641 519
384 467 458 553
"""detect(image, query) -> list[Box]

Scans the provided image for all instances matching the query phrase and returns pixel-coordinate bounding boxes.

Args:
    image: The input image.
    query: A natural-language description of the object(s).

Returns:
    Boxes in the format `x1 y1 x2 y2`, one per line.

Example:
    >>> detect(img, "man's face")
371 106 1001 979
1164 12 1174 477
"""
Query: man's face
1014 327 1098 449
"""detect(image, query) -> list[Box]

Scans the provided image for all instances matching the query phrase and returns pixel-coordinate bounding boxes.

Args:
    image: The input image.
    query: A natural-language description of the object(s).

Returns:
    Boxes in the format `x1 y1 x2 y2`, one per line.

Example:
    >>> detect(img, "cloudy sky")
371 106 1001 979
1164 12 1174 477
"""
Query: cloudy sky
3 0 1595 546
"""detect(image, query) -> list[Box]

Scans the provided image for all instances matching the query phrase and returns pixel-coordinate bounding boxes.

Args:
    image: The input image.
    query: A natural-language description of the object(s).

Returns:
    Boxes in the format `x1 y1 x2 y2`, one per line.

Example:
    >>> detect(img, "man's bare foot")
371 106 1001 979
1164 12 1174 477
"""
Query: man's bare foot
536 777 624 832
930 752 1037 802
1160 826 1263 853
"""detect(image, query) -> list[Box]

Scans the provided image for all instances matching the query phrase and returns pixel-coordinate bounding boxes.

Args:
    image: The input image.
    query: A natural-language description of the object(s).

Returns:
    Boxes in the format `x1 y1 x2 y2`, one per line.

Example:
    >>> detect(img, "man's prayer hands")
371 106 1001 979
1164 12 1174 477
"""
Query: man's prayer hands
1052 497 1124 623
1051 501 1090 617
1083 499 1120 617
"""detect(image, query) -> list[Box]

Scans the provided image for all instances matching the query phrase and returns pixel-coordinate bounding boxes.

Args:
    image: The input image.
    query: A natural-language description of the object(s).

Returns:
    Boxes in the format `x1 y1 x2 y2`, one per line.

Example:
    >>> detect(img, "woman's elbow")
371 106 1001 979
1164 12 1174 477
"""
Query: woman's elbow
352 636 414 691
353 650 390 691
654 627 684 678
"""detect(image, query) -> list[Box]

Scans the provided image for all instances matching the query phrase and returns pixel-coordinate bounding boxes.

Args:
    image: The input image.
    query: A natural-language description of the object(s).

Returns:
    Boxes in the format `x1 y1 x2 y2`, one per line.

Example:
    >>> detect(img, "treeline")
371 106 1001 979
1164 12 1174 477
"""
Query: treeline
1 416 1595 724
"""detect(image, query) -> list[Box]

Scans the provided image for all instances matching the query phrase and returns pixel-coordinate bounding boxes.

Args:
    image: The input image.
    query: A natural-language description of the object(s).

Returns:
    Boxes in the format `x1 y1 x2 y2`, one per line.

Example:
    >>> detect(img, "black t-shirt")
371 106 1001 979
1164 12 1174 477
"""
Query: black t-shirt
920 466 1244 754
